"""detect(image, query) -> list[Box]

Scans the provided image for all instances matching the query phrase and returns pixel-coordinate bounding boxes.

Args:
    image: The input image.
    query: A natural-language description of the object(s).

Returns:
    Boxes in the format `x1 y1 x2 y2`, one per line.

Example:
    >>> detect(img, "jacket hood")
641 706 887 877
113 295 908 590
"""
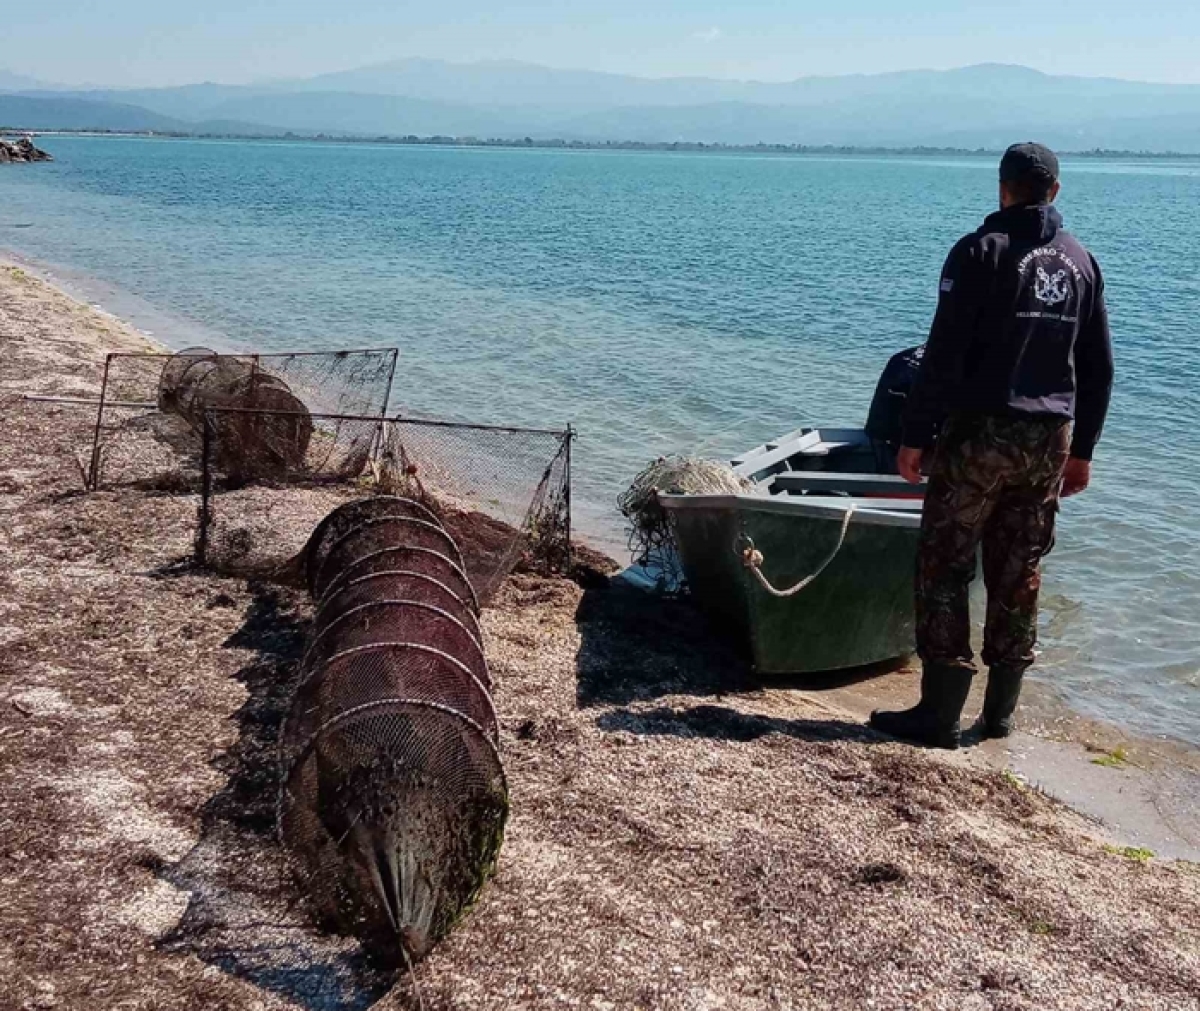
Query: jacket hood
983 203 1063 243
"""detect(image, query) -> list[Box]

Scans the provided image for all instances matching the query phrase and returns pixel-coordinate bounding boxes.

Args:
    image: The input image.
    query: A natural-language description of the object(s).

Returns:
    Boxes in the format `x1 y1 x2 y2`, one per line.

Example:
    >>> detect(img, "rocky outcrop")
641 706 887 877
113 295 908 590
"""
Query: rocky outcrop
0 136 52 163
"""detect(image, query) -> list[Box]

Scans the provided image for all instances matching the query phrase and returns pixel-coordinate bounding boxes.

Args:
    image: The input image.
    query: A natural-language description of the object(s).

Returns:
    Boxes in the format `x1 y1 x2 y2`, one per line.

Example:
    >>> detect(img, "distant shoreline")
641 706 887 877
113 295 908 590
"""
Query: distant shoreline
4 127 1199 160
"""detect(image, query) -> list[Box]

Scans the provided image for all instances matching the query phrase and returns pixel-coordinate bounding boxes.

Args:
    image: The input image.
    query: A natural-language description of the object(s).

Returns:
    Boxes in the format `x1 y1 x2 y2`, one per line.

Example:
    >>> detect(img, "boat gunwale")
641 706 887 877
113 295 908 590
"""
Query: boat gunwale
658 491 922 529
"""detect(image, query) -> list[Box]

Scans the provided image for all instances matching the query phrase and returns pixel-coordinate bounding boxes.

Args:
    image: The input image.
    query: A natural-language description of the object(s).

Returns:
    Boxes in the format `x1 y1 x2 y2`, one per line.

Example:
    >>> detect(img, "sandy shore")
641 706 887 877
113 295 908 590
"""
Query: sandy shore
1 261 1198 1010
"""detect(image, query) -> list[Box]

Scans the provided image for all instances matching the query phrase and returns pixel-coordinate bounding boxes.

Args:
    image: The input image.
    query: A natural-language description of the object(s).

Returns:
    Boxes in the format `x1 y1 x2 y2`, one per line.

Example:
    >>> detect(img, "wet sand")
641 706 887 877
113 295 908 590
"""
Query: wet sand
814 668 1200 862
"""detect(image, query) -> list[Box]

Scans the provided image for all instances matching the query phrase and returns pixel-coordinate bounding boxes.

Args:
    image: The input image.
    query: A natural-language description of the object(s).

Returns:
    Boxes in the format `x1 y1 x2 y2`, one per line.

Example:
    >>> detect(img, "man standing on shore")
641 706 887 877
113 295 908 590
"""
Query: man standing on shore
870 143 1114 750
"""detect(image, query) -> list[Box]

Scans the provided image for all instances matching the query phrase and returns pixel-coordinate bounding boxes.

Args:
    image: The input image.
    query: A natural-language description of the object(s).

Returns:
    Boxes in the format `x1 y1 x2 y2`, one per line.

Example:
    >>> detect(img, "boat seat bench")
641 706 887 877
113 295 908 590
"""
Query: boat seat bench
732 428 873 481
769 472 927 497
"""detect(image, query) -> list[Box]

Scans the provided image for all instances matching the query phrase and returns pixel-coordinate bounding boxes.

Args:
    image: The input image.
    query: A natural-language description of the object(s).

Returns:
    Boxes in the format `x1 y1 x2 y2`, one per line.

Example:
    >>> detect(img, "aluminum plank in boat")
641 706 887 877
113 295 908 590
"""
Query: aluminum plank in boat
731 429 819 478
770 472 926 497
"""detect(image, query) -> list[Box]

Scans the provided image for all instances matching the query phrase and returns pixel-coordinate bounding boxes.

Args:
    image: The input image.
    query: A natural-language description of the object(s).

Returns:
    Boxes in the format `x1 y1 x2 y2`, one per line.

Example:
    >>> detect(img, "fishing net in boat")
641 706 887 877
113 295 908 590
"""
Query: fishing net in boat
618 456 752 590
278 700 508 966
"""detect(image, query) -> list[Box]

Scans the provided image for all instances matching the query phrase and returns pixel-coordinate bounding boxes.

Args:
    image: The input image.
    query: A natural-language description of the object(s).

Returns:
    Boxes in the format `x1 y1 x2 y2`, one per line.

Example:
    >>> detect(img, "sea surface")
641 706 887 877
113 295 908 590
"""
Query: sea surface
2 136 1197 744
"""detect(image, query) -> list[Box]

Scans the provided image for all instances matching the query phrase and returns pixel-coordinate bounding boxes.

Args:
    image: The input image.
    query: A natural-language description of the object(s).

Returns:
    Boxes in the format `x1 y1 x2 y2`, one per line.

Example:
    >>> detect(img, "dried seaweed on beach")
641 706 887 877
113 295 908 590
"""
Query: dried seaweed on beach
2 263 1199 1011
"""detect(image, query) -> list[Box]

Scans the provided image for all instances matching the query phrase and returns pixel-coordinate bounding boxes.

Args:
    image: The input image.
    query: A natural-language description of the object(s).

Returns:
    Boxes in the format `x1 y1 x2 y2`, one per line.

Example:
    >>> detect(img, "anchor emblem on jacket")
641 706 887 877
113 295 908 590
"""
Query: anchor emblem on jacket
1034 266 1070 306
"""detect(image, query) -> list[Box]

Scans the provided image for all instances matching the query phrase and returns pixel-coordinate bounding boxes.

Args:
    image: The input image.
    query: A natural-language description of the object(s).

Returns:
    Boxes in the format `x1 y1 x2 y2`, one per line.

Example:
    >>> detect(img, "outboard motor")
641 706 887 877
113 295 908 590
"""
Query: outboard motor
864 345 925 473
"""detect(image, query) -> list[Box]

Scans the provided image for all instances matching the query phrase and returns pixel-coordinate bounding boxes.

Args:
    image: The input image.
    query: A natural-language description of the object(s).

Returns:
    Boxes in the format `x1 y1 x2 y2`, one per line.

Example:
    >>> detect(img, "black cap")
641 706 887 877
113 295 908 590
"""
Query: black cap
999 142 1060 184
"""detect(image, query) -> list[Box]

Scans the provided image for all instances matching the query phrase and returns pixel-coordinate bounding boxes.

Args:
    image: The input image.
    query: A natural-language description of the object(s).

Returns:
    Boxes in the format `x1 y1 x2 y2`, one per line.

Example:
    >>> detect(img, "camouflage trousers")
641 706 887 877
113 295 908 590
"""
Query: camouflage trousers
916 415 1071 676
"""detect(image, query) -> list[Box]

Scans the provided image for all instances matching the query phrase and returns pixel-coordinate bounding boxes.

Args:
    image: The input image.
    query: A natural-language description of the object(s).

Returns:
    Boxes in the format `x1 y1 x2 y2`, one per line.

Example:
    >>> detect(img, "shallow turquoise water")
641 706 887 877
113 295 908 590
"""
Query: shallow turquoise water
2 136 1197 743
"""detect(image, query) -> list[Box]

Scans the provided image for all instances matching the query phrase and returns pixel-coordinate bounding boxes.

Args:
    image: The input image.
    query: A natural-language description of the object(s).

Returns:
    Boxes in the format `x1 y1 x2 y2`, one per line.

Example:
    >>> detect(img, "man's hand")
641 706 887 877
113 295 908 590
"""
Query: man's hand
898 446 926 485
1061 457 1092 498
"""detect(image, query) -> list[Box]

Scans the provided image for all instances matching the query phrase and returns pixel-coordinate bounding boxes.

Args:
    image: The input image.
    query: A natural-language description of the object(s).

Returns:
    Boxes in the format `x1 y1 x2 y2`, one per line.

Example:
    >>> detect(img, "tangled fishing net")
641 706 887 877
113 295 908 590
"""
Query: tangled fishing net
618 456 751 590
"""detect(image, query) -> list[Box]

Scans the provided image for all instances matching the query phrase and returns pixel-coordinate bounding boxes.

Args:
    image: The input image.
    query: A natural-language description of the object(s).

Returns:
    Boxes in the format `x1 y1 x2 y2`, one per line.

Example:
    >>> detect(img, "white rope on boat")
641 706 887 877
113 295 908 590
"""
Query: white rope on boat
737 504 856 598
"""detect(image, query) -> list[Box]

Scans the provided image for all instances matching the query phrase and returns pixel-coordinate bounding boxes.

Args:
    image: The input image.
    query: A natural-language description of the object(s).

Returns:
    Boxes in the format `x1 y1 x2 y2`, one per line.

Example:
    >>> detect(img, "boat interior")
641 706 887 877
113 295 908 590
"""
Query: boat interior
731 427 926 511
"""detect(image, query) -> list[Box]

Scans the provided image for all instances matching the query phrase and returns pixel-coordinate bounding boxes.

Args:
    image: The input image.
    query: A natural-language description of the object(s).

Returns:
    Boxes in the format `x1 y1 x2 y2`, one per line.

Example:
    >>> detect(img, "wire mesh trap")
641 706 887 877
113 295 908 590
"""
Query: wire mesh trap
278 498 507 967
379 418 573 603
278 643 499 770
319 547 480 618
156 346 217 411
313 572 483 644
86 347 397 491
278 700 508 966
75 347 573 598
193 406 572 598
303 496 446 595
311 516 468 601
194 412 416 579
301 601 490 690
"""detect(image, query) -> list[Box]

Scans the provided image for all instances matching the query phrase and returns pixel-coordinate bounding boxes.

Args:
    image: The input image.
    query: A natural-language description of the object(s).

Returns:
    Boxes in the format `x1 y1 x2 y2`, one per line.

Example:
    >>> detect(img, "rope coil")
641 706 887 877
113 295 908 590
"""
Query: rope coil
737 505 856 598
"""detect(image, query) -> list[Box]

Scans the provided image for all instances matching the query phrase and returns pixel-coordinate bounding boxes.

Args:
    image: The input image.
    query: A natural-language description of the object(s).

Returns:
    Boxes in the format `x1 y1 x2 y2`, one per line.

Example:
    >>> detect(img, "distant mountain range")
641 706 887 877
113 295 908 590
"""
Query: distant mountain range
0 95 281 136
3 59 1200 152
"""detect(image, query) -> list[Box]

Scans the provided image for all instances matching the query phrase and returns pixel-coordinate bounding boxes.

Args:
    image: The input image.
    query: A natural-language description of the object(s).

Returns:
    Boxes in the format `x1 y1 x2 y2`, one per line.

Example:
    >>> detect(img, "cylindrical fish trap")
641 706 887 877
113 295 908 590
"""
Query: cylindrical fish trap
312 517 467 600
319 545 479 616
157 349 314 476
279 495 506 966
313 571 483 645
205 377 313 478
304 497 446 597
278 700 508 965
178 356 251 420
157 347 216 412
278 643 499 770
302 600 489 689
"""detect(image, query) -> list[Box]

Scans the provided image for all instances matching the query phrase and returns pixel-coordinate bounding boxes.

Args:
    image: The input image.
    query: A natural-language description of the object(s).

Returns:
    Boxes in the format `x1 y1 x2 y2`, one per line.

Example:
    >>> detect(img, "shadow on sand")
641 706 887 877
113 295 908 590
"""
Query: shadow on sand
156 583 395 1011
597 703 880 745
575 580 902 746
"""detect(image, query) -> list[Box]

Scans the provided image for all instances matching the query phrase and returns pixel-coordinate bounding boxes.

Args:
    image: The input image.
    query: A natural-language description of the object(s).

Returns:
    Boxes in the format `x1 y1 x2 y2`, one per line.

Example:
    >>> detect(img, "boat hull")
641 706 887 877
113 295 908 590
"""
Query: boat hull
660 493 919 675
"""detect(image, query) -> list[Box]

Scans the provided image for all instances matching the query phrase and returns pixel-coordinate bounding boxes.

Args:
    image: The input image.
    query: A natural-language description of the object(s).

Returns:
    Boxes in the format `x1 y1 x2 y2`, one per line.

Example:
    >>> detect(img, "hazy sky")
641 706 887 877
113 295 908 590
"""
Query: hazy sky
5 0 1199 88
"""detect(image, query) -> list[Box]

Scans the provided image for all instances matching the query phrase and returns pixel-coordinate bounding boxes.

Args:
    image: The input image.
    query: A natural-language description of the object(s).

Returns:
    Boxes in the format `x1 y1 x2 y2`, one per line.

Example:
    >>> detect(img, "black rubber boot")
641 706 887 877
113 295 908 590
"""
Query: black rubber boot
869 664 974 750
981 666 1025 739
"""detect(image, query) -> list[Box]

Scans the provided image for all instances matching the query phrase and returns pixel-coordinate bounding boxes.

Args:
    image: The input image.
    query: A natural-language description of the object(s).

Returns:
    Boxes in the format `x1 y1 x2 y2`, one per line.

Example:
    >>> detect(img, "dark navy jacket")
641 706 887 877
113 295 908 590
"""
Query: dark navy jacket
865 344 924 449
902 204 1114 460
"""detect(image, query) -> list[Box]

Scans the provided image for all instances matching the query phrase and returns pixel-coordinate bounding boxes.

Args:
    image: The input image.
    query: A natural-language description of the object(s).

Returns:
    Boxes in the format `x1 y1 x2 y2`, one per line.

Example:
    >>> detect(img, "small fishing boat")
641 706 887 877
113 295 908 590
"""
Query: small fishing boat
658 427 927 674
